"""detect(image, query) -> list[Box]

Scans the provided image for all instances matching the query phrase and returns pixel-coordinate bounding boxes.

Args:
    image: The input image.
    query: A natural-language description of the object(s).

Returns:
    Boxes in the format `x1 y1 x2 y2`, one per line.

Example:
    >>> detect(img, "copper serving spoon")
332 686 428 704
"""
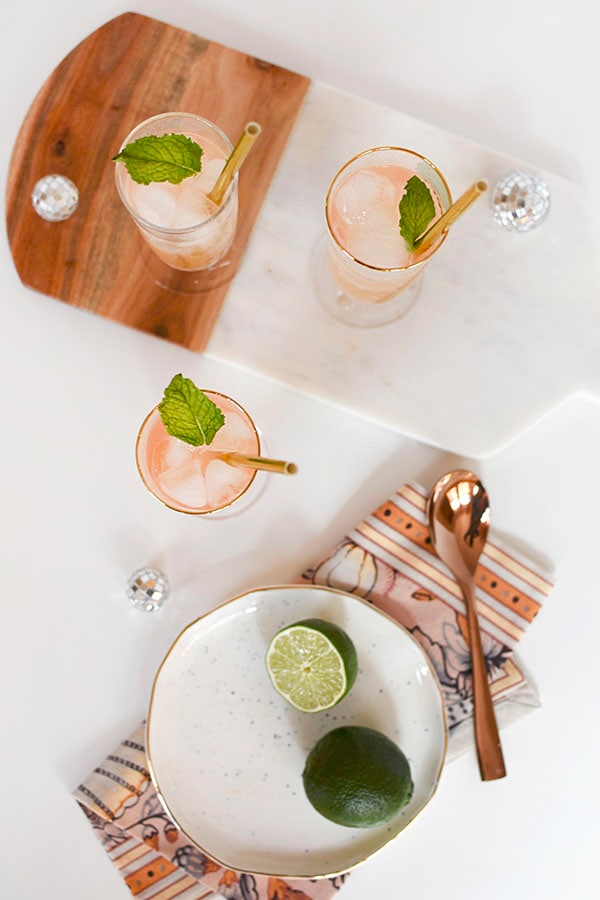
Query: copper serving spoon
427 470 506 781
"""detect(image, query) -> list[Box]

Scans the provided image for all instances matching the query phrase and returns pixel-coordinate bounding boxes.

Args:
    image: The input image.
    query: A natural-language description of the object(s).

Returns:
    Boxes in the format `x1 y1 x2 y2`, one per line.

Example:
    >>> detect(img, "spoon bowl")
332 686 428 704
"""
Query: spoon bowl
428 470 506 781
427 470 491 578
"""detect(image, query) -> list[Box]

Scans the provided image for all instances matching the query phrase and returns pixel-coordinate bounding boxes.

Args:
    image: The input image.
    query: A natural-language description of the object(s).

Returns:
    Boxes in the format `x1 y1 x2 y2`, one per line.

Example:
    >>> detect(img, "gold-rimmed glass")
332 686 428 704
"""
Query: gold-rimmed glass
135 390 262 516
115 112 238 272
314 146 452 327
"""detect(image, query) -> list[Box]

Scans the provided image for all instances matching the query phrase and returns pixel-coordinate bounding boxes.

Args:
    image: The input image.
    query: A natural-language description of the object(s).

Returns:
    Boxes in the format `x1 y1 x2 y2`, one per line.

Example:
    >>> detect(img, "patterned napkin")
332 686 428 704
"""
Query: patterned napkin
75 723 342 900
74 482 554 899
300 482 553 758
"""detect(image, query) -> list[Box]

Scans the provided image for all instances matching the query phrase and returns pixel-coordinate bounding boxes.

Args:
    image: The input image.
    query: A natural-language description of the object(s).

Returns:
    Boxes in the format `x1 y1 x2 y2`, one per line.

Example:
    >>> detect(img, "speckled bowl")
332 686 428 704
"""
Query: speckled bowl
147 584 447 879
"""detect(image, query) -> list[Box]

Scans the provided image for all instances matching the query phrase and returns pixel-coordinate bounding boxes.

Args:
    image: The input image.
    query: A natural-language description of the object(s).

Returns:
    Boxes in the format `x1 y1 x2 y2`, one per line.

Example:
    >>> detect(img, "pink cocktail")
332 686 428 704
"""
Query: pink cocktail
136 391 260 515
115 113 237 271
317 147 452 327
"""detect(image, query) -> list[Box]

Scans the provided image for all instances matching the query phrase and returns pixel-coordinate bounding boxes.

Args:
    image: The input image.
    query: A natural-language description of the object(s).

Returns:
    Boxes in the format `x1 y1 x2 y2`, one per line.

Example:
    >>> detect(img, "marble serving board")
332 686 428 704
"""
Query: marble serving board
206 84 599 459
7 15 599 459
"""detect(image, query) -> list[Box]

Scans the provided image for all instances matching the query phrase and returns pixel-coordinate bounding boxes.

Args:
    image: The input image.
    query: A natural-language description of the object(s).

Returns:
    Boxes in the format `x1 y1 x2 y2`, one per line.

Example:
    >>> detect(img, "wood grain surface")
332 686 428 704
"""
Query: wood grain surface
6 12 310 350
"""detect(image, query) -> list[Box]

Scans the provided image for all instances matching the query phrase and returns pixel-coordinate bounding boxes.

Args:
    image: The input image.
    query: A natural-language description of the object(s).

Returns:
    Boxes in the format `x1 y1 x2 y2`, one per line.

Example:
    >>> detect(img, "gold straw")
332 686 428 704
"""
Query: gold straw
208 122 262 205
415 180 488 254
221 452 298 475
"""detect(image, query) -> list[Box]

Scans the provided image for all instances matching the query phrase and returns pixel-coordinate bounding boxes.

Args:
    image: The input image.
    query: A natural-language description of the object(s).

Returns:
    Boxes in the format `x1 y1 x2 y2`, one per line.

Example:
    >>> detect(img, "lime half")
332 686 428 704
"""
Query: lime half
265 618 358 712
303 725 414 828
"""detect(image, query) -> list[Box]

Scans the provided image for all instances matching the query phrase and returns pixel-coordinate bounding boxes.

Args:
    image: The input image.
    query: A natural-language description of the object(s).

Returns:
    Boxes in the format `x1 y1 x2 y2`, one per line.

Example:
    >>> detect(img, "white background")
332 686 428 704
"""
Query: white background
1 2 599 899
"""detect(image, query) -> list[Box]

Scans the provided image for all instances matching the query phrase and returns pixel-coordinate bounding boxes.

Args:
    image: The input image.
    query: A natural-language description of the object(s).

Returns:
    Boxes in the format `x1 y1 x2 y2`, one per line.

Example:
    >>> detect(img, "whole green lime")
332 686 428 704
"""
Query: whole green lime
302 725 414 828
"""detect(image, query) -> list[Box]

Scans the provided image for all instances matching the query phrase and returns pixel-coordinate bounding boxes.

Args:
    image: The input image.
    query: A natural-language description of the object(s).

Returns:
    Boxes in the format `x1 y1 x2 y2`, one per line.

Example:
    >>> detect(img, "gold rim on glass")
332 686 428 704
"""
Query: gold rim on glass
325 146 453 272
135 390 260 515
146 583 448 880
115 112 237 234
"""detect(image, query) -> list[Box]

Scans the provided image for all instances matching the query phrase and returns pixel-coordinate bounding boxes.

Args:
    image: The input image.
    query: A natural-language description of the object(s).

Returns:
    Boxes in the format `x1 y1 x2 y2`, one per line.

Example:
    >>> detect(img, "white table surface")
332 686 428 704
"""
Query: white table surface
2 2 599 899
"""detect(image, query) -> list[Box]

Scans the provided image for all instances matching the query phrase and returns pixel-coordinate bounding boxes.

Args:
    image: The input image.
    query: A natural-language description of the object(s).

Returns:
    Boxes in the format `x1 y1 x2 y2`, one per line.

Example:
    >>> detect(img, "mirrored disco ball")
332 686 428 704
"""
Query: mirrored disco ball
31 174 79 222
491 171 550 233
126 567 170 612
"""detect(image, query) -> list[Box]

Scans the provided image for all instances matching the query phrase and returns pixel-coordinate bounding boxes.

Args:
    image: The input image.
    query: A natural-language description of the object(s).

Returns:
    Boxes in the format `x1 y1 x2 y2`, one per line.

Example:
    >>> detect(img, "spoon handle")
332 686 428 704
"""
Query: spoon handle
461 577 507 781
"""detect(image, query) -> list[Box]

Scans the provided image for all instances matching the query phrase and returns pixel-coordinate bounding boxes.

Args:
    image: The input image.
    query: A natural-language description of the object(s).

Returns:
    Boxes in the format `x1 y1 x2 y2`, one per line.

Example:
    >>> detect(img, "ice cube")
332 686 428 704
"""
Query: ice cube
348 217 411 268
159 454 208 508
173 175 219 228
335 169 395 227
161 436 195 470
212 409 255 452
199 157 228 191
129 181 178 227
335 167 411 267
205 459 246 508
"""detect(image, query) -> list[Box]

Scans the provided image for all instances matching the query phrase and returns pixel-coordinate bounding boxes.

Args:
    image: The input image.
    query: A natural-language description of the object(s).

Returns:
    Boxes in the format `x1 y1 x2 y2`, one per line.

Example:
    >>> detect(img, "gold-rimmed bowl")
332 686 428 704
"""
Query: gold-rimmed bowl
147 584 447 878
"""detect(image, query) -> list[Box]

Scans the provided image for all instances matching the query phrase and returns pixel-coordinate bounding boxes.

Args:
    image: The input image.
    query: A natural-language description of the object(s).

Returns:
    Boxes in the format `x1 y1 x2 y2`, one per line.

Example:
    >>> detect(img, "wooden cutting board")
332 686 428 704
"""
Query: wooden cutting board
6 12 309 350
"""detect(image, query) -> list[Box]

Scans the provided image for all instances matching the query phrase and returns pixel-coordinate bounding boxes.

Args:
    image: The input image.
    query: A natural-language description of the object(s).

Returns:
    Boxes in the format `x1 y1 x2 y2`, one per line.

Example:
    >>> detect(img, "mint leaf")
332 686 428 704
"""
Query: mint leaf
113 134 203 185
398 175 436 251
158 375 225 446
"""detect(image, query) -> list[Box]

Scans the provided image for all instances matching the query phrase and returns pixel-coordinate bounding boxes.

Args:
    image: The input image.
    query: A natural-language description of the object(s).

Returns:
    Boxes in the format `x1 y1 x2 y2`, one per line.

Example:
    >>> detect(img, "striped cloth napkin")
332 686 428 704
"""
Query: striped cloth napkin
75 723 342 900
300 482 553 759
74 482 554 899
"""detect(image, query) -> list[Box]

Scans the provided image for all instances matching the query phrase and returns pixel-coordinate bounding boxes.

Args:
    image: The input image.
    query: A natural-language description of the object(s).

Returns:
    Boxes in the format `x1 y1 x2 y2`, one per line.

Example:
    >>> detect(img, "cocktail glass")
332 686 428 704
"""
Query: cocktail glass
115 113 237 272
136 391 262 516
314 147 452 327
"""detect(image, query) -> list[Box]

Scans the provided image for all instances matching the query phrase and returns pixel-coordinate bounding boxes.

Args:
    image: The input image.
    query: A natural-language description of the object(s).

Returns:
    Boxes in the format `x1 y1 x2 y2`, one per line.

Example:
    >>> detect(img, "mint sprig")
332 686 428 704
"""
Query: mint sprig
158 374 225 446
398 175 436 251
113 133 203 185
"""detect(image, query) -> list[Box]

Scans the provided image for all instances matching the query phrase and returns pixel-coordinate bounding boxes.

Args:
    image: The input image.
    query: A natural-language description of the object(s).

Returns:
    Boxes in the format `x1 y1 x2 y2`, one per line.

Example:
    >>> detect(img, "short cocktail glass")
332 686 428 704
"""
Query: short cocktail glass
136 391 261 516
115 113 237 272
315 147 452 327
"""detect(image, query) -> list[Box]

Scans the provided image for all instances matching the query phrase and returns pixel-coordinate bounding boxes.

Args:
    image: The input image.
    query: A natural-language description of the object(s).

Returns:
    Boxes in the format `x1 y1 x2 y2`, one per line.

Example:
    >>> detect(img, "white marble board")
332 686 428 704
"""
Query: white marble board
206 83 599 459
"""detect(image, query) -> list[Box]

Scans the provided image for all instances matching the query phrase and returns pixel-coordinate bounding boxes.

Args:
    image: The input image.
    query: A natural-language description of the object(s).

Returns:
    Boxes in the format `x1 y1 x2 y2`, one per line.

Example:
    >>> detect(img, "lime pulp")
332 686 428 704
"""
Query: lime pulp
265 618 358 713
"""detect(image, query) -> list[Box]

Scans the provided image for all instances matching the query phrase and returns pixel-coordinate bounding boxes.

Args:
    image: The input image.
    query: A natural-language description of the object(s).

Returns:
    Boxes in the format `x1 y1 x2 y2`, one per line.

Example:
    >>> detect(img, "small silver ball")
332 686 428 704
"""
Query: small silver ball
491 171 550 233
31 174 79 222
126 567 170 612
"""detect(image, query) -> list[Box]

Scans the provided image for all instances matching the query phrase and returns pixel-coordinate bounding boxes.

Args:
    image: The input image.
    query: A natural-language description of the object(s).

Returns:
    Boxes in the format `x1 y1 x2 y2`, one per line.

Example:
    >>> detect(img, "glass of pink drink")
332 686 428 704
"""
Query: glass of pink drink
115 113 237 271
315 147 452 327
136 391 261 515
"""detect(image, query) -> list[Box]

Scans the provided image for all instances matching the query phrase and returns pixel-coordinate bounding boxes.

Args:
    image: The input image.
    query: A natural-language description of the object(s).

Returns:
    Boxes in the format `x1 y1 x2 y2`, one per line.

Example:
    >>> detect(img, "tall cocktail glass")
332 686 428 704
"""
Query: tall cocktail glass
136 391 261 516
115 113 237 272
315 147 452 327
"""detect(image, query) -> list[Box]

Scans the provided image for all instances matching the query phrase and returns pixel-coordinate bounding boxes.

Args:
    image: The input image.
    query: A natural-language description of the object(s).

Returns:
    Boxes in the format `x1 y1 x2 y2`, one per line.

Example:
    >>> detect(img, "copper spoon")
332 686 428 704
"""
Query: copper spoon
427 470 506 781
